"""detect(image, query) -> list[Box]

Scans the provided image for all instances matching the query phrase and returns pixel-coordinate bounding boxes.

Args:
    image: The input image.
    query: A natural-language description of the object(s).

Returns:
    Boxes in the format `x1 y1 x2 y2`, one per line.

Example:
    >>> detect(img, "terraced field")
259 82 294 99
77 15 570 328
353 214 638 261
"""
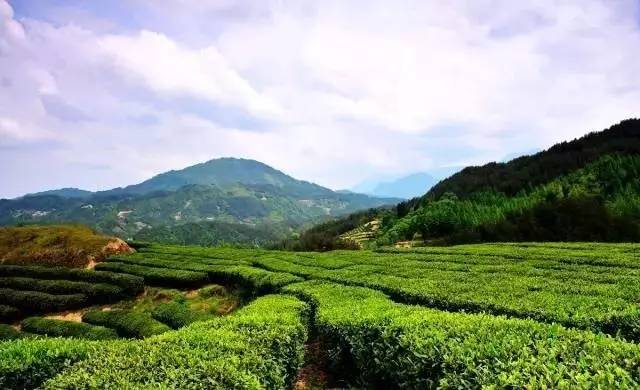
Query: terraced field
3 242 640 388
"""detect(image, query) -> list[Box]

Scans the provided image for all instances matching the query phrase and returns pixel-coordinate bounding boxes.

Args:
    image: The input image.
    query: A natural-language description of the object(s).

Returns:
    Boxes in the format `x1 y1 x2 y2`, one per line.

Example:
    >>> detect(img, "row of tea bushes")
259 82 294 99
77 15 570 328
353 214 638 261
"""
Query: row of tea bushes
0 288 86 313
0 277 123 303
0 295 309 389
0 265 143 296
94 262 209 288
284 281 640 389
20 317 118 340
82 309 171 339
0 305 19 323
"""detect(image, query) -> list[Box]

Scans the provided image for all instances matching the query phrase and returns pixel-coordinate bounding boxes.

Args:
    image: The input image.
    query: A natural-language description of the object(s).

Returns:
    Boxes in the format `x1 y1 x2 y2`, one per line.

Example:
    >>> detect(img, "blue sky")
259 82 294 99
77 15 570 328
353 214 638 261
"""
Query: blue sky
1 0 639 198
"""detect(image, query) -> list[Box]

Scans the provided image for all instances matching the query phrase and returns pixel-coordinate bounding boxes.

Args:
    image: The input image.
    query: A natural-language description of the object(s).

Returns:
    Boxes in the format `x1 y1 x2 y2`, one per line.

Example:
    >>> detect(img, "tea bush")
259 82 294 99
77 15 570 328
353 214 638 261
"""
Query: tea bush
21 317 118 340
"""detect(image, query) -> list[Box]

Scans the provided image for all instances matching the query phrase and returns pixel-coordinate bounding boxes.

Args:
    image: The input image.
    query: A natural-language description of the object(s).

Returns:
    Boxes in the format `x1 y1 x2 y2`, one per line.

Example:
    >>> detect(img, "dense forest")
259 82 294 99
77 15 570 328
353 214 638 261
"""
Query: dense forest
291 119 640 250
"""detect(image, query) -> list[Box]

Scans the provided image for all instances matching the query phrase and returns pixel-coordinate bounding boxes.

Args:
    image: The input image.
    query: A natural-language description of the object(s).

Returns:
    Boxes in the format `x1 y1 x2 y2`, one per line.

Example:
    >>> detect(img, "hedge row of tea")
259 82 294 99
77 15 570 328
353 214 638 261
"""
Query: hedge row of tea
0 295 307 389
4 242 640 387
0 265 143 321
140 242 640 339
284 281 640 388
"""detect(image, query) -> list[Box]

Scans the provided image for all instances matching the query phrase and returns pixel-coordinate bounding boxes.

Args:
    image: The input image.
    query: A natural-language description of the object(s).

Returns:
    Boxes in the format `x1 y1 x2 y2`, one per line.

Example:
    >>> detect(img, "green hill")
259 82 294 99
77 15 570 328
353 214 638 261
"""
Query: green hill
103 157 333 197
294 118 640 249
0 159 397 246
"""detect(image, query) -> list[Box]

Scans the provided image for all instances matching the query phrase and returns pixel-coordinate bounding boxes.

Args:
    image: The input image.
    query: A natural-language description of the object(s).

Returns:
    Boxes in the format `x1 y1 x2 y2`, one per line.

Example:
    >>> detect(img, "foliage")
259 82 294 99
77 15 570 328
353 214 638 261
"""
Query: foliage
377 154 640 245
0 325 22 341
82 309 171 339
151 301 207 329
276 208 387 251
284 281 640 389
111 243 640 340
427 118 640 199
134 220 290 247
0 305 19 323
0 337 102 389
94 261 209 288
38 295 307 389
3 242 640 387
0 288 86 314
0 264 144 296
0 277 123 303
21 317 118 340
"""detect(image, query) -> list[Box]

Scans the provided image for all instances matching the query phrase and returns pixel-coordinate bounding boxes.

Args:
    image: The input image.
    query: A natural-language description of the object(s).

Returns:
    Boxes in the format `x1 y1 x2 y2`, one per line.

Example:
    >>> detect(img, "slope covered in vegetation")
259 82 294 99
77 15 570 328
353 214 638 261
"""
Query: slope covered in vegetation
0 159 397 246
293 119 640 249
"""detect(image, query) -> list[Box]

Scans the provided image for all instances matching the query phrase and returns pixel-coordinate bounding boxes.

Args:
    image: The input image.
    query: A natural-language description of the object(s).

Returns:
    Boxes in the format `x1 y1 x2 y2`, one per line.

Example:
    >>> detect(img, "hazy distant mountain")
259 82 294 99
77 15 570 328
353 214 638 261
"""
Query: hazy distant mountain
351 167 463 199
1 158 398 246
369 173 437 199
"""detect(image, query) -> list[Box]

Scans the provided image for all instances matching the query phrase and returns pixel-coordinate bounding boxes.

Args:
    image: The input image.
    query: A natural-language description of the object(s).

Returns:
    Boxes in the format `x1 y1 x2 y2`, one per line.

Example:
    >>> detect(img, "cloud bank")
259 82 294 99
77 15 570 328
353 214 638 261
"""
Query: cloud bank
1 0 639 198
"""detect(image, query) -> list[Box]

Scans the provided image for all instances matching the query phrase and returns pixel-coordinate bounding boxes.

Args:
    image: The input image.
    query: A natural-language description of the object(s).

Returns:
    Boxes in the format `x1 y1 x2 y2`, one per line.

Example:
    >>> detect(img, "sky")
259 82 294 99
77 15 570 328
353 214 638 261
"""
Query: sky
1 0 639 199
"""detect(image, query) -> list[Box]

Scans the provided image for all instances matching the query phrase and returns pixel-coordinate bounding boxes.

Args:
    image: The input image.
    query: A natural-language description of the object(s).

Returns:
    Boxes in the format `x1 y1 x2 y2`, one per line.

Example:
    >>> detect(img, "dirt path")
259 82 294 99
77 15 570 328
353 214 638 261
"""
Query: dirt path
45 310 84 322
293 338 331 390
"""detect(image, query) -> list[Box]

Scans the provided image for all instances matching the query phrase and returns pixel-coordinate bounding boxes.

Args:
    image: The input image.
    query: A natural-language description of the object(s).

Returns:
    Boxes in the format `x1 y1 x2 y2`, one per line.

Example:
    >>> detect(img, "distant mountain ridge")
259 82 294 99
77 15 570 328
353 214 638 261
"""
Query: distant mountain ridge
27 188 93 199
351 167 462 199
369 173 437 199
1 158 398 246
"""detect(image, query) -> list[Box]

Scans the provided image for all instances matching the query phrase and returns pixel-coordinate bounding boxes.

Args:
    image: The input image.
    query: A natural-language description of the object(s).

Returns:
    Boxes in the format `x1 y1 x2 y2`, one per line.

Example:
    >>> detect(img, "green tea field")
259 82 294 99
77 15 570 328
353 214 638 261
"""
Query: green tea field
3 242 640 388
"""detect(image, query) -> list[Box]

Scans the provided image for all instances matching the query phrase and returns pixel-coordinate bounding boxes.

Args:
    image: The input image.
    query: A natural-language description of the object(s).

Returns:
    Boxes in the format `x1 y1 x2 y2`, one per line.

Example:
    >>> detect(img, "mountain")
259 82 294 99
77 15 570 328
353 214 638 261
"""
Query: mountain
350 167 462 199
427 120 640 200
104 158 332 198
292 118 640 250
0 158 398 246
369 173 437 199
27 188 93 199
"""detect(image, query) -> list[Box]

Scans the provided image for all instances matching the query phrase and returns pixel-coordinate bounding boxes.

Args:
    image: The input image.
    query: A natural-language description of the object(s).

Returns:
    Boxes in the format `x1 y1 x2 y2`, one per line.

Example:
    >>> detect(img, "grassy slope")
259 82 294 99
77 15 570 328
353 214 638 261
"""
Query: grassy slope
0 225 131 268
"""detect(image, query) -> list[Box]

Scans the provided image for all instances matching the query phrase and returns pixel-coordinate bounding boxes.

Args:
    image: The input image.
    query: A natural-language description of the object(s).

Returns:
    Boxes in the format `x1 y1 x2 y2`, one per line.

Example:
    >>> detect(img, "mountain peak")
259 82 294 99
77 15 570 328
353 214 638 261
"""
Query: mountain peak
110 157 330 196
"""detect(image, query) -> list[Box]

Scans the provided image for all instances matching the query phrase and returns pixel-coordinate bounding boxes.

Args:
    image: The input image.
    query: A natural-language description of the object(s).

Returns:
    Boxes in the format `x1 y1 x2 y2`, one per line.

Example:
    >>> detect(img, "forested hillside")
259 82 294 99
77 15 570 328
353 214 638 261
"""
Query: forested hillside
293 119 640 250
0 159 397 246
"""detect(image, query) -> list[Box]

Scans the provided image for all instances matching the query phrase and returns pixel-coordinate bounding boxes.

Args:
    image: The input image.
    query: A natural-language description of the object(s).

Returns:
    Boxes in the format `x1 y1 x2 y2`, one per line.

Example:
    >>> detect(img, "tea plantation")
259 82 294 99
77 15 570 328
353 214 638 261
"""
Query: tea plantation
2 242 640 388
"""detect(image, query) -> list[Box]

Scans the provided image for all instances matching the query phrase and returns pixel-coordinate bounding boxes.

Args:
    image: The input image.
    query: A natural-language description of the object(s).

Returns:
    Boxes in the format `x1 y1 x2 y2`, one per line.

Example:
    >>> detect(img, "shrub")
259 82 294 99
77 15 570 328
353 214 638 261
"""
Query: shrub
0 337 106 389
152 302 204 329
0 288 86 313
207 265 303 295
197 284 226 298
0 305 20 323
94 262 209 288
284 281 640 389
21 317 118 340
82 309 171 338
47 295 308 389
0 325 22 341
0 265 143 296
0 277 123 303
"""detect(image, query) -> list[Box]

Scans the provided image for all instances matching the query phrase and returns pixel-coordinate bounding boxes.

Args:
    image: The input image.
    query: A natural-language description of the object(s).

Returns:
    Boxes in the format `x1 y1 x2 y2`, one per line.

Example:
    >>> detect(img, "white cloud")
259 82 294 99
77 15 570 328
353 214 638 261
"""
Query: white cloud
99 30 284 119
0 0 639 198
